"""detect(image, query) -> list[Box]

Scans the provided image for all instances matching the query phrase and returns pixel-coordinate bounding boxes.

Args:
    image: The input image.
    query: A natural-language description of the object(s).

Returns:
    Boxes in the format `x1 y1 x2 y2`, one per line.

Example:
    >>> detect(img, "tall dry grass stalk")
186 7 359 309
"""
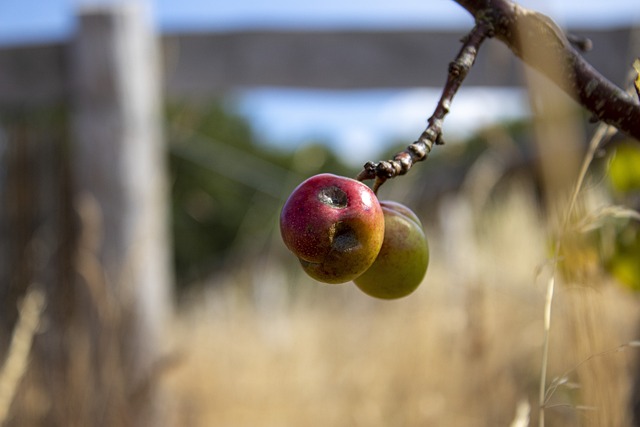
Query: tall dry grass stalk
516 14 630 424
0 286 45 425
3 194 171 427
539 123 617 427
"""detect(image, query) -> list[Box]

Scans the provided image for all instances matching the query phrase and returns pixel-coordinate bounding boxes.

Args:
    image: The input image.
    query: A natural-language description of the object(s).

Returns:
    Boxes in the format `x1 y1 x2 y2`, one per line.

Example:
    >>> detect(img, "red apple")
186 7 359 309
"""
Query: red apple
280 173 385 284
354 201 429 299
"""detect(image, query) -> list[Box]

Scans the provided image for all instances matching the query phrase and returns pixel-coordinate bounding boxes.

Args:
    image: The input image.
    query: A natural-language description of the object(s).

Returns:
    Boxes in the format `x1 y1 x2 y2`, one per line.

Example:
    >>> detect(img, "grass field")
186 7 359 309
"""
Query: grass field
2 176 639 427
164 181 640 427
2 124 640 427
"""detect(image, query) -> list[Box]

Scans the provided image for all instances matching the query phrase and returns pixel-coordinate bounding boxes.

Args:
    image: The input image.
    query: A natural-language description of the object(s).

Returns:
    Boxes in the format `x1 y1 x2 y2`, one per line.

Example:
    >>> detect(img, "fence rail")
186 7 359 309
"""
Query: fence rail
1 26 637 109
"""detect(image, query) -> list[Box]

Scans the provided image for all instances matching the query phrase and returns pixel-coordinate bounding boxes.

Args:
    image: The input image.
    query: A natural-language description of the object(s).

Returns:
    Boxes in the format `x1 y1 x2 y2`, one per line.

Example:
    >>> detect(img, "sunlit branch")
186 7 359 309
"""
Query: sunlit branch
356 21 492 191
455 0 640 139
357 0 640 191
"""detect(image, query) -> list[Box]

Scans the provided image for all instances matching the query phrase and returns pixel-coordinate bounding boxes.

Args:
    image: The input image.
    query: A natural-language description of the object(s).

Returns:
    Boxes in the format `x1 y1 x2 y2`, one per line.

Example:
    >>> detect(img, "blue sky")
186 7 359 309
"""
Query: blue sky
1 0 639 44
231 88 529 163
1 0 639 165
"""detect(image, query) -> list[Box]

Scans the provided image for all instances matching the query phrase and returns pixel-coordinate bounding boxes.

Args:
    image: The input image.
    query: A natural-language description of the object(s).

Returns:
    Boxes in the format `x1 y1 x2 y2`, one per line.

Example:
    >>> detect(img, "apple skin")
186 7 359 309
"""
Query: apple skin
280 173 385 284
354 201 429 299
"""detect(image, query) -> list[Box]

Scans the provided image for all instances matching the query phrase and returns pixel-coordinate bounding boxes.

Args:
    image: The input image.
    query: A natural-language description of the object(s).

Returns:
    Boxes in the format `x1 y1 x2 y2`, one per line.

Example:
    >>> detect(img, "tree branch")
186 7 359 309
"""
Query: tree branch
456 0 640 138
356 21 492 191
357 0 640 189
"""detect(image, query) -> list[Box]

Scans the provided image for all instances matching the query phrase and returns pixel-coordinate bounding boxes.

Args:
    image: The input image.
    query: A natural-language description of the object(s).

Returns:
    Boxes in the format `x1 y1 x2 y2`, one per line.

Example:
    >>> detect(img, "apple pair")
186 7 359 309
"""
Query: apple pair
280 173 429 299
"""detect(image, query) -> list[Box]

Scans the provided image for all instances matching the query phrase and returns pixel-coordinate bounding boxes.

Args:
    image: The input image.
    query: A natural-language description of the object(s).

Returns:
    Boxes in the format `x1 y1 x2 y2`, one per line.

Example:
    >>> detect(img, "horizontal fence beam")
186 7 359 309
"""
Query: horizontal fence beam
160 30 522 96
0 27 636 108
0 43 68 109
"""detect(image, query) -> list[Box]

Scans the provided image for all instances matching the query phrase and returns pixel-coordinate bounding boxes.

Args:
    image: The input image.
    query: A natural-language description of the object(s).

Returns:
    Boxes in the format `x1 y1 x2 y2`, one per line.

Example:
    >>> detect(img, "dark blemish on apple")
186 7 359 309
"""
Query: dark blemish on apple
317 186 348 208
331 222 359 252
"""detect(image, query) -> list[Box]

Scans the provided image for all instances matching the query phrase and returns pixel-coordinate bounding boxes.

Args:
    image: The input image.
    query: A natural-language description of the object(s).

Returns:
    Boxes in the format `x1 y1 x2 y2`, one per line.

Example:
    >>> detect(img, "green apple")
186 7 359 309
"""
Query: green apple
354 201 429 299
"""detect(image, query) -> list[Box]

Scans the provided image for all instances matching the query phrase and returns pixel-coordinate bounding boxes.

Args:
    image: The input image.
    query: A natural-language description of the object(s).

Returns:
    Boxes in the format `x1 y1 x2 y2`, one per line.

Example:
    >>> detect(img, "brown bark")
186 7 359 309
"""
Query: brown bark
453 0 640 139
357 0 640 186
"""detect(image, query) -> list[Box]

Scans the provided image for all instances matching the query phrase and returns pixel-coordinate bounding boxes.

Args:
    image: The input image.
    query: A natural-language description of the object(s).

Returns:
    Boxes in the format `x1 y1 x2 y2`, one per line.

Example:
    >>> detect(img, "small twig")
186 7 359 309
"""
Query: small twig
356 21 492 191
566 34 592 53
544 340 640 407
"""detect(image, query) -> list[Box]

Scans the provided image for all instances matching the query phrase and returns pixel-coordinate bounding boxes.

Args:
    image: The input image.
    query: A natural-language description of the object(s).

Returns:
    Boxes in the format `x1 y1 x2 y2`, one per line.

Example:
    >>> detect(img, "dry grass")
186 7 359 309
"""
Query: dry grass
0 287 45 425
2 178 638 427
2 159 639 427
3 120 639 426
164 182 640 427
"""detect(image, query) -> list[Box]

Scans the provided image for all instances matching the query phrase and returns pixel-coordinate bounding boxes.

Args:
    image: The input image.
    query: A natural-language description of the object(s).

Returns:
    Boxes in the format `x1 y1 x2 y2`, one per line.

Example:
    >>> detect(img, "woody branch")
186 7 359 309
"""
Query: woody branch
356 21 492 191
357 0 640 190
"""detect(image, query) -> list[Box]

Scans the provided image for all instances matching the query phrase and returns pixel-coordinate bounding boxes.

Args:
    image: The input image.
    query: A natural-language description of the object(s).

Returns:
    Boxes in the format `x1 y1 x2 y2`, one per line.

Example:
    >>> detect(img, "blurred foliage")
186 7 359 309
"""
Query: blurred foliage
608 142 640 193
606 221 640 291
166 101 351 288
392 119 538 214
557 140 640 290
602 141 640 291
